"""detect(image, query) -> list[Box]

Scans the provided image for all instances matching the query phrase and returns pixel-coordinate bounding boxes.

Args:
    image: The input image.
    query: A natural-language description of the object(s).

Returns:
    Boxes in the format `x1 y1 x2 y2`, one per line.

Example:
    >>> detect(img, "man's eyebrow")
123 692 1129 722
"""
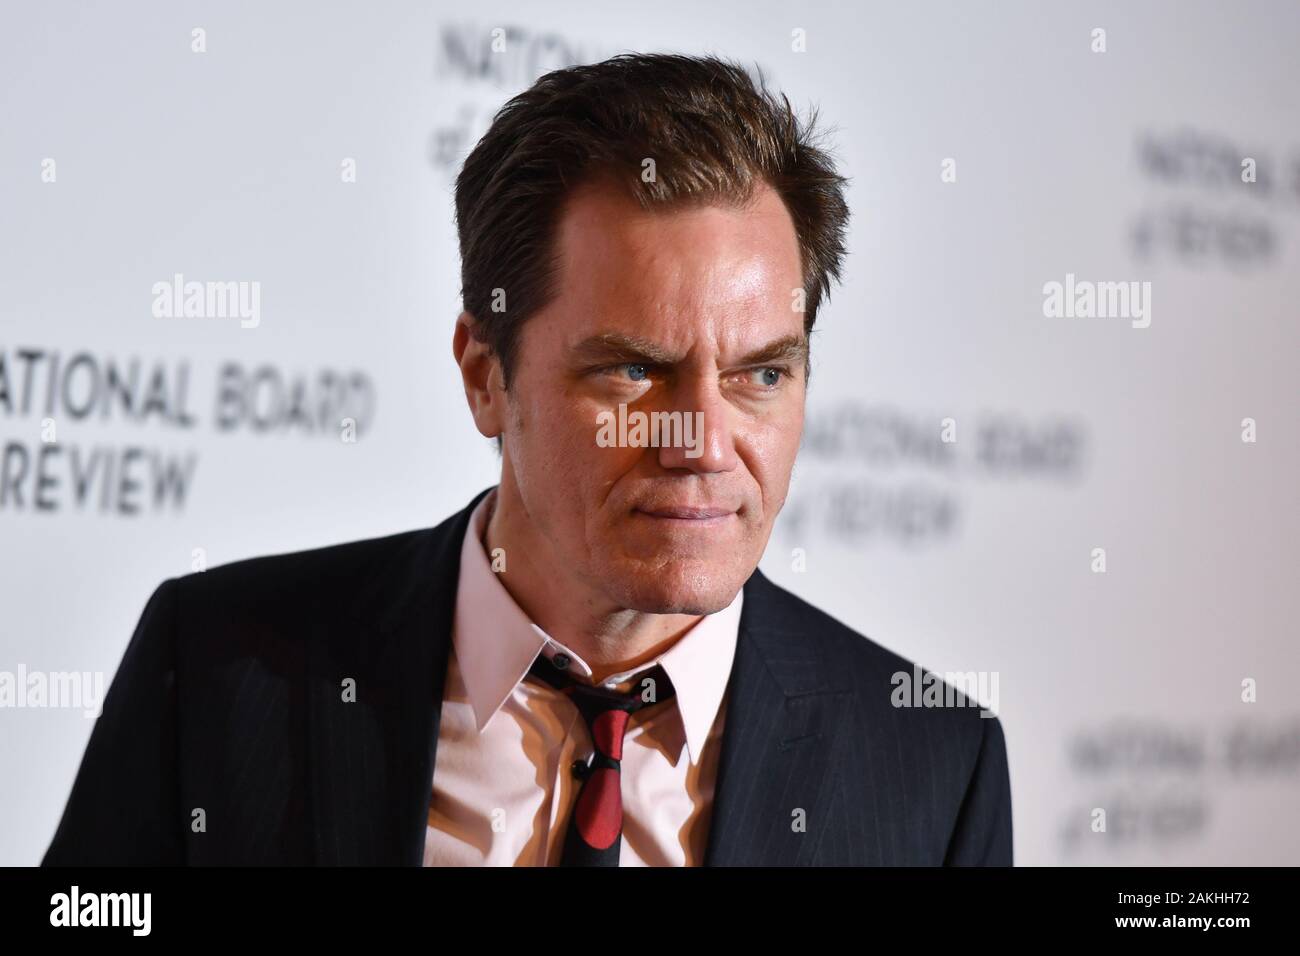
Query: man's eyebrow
569 332 809 368
570 333 679 365
736 334 809 368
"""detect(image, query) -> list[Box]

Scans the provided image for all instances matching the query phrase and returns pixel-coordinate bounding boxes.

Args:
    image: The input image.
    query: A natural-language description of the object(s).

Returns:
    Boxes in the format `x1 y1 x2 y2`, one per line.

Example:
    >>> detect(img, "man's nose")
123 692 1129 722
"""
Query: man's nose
655 376 739 474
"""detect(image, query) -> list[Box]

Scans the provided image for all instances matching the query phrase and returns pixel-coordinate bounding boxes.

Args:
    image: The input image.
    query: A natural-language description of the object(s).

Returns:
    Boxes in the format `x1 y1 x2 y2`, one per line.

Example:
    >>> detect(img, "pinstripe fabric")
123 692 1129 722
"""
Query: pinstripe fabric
42 485 1012 866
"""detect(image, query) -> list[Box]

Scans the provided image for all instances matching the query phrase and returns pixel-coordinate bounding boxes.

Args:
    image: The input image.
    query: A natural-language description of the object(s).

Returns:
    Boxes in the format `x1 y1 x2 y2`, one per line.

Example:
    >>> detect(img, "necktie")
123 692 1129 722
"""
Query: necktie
525 651 676 865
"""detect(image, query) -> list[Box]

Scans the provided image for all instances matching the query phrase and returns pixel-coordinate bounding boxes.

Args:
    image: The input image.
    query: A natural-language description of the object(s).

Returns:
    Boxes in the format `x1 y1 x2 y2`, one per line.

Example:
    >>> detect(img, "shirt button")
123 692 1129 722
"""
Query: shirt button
551 652 571 670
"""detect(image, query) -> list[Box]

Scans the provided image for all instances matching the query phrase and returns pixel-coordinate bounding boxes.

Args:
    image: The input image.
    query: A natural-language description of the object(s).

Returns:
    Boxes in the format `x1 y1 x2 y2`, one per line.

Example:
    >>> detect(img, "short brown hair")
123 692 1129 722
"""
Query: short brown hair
454 51 850 395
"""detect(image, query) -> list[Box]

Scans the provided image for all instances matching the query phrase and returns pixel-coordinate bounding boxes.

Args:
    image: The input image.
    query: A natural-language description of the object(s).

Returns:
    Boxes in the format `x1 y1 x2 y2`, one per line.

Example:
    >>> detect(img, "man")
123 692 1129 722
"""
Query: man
43 53 1011 866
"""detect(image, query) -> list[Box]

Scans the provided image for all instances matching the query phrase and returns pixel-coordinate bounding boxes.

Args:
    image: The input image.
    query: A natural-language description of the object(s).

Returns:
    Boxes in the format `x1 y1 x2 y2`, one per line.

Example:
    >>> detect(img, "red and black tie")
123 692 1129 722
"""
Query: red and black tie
525 651 677 866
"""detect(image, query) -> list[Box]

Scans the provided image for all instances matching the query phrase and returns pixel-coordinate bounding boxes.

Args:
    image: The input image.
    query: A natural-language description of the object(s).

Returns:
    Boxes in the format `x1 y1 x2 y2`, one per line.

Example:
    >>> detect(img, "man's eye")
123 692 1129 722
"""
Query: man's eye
748 366 787 388
601 363 650 382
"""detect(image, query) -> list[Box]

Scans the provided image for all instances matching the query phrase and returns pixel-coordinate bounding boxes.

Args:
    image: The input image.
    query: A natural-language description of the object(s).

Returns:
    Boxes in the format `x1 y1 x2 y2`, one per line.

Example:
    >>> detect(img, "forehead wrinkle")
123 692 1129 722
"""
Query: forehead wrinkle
570 254 800 364
552 181 803 367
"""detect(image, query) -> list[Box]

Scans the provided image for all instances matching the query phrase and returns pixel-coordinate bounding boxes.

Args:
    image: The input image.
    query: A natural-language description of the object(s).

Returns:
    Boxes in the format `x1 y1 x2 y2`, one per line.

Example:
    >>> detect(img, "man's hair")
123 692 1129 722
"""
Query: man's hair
454 52 851 448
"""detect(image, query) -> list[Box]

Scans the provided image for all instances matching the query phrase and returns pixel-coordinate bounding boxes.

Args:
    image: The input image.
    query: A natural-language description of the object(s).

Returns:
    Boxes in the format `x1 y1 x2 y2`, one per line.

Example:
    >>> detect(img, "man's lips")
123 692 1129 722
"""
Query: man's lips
633 505 737 521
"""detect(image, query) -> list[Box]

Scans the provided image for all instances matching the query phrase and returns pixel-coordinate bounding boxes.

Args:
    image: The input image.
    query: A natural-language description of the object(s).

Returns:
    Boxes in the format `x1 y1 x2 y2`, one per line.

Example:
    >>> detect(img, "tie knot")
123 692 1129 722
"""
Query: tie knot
524 650 677 863
525 652 676 759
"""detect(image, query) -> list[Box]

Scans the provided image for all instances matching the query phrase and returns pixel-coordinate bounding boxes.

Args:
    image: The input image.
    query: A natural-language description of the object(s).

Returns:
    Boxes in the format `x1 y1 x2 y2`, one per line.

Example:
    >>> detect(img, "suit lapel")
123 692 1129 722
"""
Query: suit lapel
307 487 489 865
703 568 854 866
307 491 851 866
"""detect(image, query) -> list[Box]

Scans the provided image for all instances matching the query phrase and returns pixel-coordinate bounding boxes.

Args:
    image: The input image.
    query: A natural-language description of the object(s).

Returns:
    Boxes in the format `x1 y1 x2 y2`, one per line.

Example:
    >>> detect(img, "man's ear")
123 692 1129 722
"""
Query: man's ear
452 310 506 440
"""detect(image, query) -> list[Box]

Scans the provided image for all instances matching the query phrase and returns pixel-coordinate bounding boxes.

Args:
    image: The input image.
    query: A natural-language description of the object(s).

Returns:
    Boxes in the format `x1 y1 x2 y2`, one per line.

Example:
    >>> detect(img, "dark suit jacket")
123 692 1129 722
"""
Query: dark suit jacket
42 486 1012 866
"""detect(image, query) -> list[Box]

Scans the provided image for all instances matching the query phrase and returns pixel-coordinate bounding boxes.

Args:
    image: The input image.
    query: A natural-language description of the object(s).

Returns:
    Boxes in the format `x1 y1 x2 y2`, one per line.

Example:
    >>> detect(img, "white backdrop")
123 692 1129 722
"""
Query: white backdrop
2 0 1297 865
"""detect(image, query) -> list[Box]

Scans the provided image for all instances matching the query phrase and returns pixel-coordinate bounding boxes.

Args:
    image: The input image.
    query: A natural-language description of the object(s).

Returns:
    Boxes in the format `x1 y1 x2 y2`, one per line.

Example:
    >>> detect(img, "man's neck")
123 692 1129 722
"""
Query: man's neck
481 487 704 683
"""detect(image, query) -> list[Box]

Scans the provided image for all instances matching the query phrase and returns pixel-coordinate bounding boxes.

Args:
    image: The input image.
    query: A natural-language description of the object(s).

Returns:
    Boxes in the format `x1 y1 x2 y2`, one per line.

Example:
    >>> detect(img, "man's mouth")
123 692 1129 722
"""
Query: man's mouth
632 505 737 524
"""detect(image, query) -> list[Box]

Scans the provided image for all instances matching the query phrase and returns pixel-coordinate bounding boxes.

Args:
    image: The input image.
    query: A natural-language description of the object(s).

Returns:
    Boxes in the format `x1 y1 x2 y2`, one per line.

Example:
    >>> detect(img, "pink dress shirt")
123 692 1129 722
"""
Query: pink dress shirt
423 487 743 866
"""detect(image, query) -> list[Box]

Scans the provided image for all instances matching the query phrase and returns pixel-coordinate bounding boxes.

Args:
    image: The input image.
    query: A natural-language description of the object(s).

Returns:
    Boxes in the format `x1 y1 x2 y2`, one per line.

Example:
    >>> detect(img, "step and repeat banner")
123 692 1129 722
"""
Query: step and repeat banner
2 0 1296 865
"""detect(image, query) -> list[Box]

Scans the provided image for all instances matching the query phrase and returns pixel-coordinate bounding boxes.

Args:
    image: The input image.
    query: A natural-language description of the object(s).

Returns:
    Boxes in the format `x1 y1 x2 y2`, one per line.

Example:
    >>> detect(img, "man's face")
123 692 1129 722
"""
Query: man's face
499 177 807 615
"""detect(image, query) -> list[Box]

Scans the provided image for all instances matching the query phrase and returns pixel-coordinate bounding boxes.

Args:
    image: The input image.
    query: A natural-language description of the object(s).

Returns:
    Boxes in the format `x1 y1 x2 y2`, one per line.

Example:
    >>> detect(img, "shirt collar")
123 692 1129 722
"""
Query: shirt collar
450 486 742 765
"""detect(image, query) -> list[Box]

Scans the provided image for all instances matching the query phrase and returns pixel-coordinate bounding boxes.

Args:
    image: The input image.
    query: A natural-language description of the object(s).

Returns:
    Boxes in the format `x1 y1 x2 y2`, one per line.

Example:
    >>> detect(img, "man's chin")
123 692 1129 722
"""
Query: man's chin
602 559 748 616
